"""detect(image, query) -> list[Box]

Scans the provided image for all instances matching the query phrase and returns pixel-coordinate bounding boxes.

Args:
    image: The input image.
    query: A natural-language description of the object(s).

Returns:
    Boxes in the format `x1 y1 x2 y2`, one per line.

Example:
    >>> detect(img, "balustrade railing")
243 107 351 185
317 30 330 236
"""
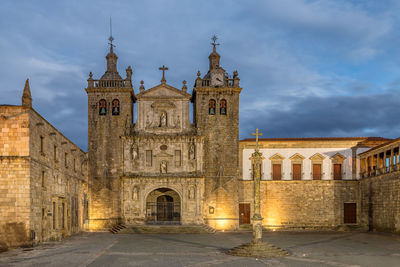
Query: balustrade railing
87 79 131 89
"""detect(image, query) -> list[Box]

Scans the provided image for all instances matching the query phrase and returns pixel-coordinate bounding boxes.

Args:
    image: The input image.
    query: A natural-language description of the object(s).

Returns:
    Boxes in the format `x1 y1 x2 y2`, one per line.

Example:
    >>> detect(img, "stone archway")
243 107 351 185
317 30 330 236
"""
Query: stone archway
146 188 181 224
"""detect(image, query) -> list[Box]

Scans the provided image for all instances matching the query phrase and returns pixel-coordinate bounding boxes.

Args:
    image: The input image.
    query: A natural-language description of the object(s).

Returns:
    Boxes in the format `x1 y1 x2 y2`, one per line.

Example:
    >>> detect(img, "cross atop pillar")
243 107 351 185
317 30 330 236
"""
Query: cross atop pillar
159 65 168 83
251 128 263 152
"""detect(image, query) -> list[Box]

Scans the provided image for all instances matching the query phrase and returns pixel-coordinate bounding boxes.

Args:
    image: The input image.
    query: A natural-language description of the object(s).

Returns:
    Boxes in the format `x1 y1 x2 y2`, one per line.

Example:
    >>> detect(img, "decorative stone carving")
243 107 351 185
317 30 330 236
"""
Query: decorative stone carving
160 160 167 173
146 115 152 128
132 186 139 201
160 112 167 127
189 186 195 200
189 142 195 160
175 115 180 128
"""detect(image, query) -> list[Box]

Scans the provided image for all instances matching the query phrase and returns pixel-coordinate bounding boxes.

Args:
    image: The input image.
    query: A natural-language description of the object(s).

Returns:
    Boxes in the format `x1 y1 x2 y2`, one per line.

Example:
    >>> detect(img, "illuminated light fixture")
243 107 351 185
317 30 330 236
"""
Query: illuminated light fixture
209 206 215 214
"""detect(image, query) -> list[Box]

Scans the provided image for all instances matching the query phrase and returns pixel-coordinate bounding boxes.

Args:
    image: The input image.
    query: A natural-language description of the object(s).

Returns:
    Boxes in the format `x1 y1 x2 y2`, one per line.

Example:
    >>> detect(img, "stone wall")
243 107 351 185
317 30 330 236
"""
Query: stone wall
0 106 88 248
359 172 400 233
239 180 359 230
0 106 31 247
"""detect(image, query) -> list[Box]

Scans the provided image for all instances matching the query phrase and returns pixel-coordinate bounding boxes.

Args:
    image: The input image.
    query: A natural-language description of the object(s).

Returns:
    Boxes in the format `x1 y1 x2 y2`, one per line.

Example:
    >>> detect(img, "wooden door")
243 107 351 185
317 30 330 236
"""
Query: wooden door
313 164 321 180
344 203 357 224
292 164 301 180
239 203 250 224
334 164 342 180
272 164 281 180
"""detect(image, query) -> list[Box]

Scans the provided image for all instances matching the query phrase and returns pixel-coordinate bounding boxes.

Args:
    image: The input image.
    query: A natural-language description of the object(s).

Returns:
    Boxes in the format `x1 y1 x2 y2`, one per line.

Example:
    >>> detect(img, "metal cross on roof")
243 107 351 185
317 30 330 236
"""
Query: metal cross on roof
159 65 168 83
108 17 115 49
211 35 220 49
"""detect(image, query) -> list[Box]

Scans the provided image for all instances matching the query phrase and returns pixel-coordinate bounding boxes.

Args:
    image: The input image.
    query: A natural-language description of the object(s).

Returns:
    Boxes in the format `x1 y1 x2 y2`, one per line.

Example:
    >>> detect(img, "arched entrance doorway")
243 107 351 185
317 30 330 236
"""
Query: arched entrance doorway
146 188 181 224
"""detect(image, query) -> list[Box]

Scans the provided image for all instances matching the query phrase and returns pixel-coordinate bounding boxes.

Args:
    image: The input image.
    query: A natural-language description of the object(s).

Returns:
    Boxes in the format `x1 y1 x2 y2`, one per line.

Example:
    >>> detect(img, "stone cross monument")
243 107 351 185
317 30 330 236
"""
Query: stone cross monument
250 128 264 243
227 128 288 257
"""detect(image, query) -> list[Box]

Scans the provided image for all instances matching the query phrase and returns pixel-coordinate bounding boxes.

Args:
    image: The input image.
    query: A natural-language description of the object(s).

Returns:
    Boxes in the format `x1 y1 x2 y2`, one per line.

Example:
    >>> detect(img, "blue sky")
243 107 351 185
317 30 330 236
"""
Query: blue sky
1 0 400 150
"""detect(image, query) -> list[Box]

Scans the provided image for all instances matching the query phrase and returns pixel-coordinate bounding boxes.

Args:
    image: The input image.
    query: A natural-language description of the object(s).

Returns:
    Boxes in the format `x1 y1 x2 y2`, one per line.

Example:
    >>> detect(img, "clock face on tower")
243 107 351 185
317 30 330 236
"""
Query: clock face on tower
211 72 224 87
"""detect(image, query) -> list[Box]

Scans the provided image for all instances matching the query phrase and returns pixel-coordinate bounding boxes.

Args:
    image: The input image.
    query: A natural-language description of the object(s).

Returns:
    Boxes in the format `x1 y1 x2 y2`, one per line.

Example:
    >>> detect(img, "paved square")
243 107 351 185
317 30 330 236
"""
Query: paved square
0 232 400 266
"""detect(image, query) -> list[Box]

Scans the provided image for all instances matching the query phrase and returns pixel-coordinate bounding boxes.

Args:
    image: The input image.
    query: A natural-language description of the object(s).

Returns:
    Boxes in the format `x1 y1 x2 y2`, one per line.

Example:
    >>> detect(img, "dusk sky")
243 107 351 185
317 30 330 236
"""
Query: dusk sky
1 0 400 150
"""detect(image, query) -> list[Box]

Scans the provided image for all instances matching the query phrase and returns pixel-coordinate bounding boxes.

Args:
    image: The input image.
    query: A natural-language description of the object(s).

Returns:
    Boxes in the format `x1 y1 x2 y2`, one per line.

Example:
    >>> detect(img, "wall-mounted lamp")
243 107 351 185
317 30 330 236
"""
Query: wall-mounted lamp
209 206 215 214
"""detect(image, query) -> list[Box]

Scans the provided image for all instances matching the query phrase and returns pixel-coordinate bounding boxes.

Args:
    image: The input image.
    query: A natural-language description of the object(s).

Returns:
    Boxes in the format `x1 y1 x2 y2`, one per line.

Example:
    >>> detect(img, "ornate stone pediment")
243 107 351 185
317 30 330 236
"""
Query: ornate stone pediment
309 153 325 162
330 153 346 164
136 83 191 99
289 153 305 161
269 153 285 161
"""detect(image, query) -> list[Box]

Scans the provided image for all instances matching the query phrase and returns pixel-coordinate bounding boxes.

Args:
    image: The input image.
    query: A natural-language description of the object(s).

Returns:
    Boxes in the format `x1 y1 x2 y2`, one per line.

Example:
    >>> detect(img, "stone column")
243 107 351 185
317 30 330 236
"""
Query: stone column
390 148 394 172
250 150 264 243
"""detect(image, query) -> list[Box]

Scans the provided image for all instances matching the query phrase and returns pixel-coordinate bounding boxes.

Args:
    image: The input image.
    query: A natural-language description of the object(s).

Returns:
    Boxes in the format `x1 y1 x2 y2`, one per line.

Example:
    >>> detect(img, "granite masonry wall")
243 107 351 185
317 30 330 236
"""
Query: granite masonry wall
359 172 400 233
239 180 360 230
0 106 88 249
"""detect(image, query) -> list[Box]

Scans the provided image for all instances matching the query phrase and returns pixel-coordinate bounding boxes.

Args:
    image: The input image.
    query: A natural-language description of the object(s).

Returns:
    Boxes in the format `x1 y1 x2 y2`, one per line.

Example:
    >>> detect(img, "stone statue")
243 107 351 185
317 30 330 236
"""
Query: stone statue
189 186 195 200
175 115 180 128
131 144 138 160
160 160 167 173
132 187 138 201
146 115 152 128
160 112 167 127
189 142 195 160
126 66 132 81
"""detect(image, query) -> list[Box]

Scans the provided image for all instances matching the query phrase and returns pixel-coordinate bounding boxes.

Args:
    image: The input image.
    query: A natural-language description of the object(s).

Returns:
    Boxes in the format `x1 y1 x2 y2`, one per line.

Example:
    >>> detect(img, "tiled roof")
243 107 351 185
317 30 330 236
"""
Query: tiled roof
240 137 391 142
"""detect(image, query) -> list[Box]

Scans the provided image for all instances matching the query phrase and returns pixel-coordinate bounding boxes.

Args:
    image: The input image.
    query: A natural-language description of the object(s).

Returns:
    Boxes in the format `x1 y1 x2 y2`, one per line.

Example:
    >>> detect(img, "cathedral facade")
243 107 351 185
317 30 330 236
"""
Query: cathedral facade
1 38 400 249
86 40 241 230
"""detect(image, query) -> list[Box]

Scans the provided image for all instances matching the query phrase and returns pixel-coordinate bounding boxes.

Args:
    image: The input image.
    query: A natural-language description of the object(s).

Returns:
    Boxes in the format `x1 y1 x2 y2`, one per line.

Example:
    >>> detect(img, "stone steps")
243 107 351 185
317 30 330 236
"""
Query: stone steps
116 224 216 234
109 224 126 234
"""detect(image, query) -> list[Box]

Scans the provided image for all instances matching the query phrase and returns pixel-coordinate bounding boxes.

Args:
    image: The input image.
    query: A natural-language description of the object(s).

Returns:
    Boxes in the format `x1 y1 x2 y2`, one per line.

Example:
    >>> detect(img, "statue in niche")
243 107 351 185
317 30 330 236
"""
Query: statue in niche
175 115 180 128
160 112 167 127
132 187 139 201
160 160 167 173
189 186 195 200
189 142 195 160
131 144 138 160
146 114 152 128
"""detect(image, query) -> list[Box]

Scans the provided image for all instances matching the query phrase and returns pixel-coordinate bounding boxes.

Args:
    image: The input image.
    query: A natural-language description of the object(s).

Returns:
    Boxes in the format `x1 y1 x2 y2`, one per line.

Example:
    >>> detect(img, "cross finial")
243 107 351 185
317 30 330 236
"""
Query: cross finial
108 17 115 51
159 65 168 83
211 35 220 52
251 128 263 152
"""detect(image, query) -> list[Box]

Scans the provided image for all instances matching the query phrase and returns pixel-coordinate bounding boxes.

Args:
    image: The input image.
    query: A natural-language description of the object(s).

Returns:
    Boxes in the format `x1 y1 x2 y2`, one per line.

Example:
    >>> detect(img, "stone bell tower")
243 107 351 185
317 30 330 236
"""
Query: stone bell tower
192 36 241 230
85 35 135 230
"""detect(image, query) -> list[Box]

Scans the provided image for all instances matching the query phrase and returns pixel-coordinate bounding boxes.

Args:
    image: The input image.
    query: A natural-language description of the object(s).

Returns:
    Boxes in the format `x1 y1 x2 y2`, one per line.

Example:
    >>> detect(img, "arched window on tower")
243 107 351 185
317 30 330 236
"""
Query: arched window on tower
209 99 216 115
112 99 120 115
220 99 227 115
99 99 107 116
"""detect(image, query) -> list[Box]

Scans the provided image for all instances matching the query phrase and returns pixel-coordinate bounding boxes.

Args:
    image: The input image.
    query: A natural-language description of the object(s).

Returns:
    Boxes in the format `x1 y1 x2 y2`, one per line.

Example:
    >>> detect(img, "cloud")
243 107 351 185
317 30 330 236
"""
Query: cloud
240 93 400 139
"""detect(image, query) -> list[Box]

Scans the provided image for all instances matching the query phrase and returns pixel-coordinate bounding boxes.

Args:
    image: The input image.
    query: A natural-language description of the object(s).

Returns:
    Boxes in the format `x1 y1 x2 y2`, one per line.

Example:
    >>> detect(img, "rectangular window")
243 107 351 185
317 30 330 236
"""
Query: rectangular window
344 203 357 224
73 158 76 172
292 164 302 180
146 150 152 167
334 164 342 180
272 164 281 180
65 153 68 168
52 202 56 230
54 145 57 161
41 171 45 188
313 164 322 180
175 150 181 167
42 208 45 220
40 136 44 153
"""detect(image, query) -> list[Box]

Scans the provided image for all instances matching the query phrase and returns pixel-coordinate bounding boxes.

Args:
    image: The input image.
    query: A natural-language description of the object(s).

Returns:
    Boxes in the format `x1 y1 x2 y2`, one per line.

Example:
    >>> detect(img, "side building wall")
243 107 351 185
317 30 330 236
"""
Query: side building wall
0 106 31 248
0 106 88 249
